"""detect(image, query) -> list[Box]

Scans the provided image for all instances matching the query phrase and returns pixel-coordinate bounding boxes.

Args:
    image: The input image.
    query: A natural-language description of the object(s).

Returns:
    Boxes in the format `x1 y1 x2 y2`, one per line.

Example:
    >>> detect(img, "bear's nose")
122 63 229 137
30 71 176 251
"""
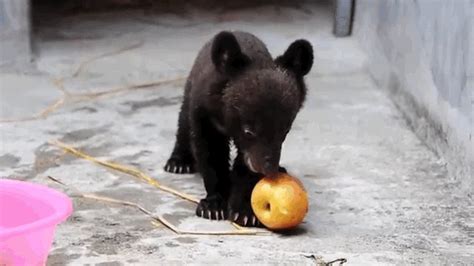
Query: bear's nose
263 157 278 176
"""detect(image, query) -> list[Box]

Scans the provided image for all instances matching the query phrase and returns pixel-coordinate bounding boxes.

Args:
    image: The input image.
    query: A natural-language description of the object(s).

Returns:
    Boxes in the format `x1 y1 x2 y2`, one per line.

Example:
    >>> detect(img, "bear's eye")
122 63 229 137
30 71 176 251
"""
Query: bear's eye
243 128 256 138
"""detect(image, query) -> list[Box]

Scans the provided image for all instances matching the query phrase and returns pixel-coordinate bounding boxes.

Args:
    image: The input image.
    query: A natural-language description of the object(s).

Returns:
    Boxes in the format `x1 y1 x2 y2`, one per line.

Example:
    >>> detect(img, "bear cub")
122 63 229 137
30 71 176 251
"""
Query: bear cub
164 31 313 227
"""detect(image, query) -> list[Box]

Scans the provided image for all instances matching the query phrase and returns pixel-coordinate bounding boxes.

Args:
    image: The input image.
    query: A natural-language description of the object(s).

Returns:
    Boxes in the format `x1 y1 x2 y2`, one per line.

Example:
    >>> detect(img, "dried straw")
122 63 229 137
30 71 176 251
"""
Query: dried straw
49 140 198 203
0 39 185 124
0 77 185 124
49 140 256 231
47 176 260 235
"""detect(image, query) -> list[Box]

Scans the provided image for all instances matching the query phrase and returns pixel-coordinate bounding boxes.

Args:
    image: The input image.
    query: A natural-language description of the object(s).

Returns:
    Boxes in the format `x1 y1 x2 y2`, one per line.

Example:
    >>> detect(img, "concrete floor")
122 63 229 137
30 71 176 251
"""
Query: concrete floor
1 2 473 265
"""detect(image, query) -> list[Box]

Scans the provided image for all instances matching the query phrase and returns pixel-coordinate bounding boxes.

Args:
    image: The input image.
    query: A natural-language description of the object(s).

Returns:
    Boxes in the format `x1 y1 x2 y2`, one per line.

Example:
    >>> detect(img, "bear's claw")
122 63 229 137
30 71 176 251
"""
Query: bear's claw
164 157 195 174
196 194 228 220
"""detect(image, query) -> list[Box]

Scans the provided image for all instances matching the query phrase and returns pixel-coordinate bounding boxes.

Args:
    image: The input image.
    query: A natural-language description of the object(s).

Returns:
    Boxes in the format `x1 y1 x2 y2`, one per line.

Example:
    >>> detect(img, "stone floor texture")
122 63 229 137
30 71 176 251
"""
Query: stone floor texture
0 1 473 265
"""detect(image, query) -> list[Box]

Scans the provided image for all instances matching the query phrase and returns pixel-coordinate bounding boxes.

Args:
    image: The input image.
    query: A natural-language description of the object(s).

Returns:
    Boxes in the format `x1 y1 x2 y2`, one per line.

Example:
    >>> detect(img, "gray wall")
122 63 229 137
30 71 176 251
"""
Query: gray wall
0 0 31 68
354 0 473 196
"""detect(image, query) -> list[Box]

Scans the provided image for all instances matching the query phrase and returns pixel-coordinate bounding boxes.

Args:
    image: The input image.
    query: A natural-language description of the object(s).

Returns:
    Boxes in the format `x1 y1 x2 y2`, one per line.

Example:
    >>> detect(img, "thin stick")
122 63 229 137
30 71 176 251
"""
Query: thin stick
49 140 199 203
0 39 184 124
47 175 67 186
52 78 71 96
47 176 260 235
37 97 66 118
155 214 261 235
0 75 184 124
49 140 252 230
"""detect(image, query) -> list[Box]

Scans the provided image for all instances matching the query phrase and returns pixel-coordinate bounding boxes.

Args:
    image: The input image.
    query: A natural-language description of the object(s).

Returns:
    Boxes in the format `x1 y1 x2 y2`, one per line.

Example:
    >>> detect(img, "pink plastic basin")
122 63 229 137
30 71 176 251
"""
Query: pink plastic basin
0 179 73 266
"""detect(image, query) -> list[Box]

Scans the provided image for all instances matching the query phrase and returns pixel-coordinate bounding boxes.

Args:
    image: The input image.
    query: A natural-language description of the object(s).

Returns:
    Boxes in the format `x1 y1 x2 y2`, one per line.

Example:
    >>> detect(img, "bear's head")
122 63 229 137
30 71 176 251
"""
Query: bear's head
212 31 313 176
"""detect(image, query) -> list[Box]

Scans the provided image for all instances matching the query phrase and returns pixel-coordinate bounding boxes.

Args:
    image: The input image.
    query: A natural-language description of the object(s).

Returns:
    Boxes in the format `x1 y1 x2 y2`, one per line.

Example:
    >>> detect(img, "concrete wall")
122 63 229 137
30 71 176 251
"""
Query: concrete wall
354 0 473 197
0 0 31 68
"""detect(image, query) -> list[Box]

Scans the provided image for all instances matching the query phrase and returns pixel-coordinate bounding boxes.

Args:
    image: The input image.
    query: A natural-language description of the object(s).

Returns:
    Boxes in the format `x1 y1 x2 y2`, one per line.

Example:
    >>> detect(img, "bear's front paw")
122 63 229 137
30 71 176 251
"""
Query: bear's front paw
196 194 228 220
228 203 262 227
164 155 195 174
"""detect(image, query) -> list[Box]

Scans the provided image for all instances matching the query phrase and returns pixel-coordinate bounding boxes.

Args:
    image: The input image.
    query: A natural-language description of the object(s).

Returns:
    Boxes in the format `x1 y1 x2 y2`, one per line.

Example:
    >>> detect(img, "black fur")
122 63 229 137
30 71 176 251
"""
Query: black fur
164 31 313 227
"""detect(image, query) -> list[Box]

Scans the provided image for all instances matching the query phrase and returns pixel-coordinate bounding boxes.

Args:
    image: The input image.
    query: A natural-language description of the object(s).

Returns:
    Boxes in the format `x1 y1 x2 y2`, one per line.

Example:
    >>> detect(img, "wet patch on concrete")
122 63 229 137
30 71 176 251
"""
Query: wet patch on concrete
142 123 155 128
47 248 81 266
59 125 110 142
137 245 160 255
122 96 182 113
21 143 65 179
68 214 85 224
73 106 99 113
165 242 179 248
0 154 20 168
88 232 140 255
175 237 196 244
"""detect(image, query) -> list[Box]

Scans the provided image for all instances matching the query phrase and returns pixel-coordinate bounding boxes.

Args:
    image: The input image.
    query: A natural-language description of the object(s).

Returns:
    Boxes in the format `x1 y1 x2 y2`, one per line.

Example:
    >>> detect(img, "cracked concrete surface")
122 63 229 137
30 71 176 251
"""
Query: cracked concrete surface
1 1 473 265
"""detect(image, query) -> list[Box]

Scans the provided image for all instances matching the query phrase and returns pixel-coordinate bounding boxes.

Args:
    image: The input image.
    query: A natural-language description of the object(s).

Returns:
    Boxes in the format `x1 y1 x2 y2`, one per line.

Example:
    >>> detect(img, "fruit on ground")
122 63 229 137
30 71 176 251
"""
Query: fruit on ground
251 173 308 230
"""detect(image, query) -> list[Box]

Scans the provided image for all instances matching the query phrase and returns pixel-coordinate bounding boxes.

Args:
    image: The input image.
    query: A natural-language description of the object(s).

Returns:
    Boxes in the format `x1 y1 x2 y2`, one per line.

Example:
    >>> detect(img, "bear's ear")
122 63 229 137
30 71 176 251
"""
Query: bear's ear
275 39 313 76
211 31 250 75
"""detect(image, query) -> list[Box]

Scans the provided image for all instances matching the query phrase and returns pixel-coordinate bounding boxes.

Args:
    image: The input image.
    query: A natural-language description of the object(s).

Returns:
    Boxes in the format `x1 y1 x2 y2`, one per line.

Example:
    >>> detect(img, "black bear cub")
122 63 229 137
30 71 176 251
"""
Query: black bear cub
164 31 313 227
